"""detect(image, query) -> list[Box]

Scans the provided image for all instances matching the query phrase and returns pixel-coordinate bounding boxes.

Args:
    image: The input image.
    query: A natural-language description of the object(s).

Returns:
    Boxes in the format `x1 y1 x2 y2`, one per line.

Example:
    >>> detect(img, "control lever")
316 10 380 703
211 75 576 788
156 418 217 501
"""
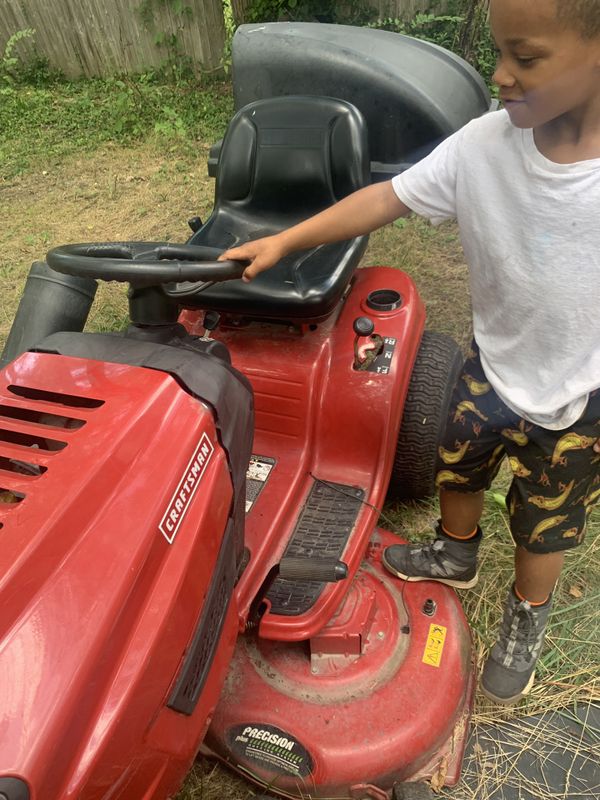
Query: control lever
246 558 349 630
353 316 383 370
279 557 348 582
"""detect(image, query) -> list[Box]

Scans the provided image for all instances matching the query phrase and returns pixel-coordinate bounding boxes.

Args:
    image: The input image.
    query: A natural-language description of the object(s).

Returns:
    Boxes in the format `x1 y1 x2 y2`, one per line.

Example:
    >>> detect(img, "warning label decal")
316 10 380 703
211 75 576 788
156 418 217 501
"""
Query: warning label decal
422 623 447 668
245 455 275 513
227 723 314 778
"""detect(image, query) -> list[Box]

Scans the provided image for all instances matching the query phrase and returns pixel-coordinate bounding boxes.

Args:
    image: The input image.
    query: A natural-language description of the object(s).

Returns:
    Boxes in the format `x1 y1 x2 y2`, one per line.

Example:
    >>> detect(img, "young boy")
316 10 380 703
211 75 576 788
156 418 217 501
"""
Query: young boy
220 0 600 704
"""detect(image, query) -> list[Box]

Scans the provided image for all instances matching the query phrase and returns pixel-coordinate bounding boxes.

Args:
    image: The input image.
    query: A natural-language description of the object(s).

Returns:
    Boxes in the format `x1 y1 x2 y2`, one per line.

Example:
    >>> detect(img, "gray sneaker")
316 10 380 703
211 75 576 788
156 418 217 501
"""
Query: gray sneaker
382 523 481 589
480 588 553 705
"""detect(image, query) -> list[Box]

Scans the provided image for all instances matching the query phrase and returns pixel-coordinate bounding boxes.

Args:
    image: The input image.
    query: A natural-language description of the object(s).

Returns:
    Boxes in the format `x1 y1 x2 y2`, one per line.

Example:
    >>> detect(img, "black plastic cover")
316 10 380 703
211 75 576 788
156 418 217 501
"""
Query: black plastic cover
213 23 493 181
0 261 97 369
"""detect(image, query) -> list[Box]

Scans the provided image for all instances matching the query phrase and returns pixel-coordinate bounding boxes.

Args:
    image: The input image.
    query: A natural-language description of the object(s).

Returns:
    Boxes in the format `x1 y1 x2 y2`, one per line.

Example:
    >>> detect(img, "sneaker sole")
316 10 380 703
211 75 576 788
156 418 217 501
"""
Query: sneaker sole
479 671 536 705
381 552 479 589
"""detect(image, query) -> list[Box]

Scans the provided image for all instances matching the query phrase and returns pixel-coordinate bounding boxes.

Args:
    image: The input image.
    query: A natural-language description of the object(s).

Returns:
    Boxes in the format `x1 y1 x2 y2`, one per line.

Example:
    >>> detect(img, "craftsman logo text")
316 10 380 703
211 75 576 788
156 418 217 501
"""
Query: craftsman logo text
159 433 214 544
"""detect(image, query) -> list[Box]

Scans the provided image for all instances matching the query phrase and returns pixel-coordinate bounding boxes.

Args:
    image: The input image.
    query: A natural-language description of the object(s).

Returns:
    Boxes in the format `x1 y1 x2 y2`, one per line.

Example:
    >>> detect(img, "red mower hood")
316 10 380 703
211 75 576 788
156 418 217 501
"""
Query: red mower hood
0 352 235 798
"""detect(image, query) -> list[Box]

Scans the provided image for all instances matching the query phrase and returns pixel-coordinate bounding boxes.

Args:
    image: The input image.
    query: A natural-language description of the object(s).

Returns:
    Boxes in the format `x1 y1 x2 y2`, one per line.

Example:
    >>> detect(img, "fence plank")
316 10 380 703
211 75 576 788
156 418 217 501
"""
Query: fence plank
0 0 226 77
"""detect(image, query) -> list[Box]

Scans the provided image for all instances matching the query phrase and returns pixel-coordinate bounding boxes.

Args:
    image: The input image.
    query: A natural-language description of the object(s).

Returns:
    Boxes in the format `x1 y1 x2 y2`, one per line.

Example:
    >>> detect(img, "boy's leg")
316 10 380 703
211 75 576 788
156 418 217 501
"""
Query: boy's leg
383 341 508 588
480 390 600 704
440 487 485 535
514 547 565 604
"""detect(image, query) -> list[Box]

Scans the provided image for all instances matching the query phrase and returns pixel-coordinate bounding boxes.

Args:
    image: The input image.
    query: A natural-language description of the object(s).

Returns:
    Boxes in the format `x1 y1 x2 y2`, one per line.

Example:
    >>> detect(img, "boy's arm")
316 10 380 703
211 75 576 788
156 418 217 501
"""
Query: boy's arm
219 180 411 282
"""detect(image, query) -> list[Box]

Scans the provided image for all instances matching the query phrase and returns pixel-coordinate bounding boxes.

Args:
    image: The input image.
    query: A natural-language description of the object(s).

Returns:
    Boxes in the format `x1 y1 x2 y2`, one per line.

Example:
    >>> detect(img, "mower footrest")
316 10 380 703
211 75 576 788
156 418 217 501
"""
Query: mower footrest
266 480 364 616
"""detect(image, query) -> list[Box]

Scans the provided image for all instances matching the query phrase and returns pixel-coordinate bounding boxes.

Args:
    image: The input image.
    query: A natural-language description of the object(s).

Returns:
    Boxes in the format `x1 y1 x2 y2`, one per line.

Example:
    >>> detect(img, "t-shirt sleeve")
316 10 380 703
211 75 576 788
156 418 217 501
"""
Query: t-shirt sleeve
392 126 465 225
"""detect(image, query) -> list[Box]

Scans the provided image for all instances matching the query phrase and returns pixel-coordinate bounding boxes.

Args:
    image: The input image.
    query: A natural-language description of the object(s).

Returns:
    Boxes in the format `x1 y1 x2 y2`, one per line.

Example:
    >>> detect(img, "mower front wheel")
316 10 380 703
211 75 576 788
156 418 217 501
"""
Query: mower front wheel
387 330 463 501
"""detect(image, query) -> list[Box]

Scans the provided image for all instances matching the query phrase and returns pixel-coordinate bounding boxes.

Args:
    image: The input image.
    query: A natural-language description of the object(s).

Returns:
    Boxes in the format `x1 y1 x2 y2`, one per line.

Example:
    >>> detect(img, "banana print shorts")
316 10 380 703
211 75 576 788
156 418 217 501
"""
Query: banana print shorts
435 341 600 553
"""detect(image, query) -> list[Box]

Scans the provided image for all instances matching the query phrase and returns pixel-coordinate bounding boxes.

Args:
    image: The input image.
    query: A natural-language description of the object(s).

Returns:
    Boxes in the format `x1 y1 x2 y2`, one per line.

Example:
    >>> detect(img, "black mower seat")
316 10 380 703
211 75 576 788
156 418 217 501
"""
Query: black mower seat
185 96 370 322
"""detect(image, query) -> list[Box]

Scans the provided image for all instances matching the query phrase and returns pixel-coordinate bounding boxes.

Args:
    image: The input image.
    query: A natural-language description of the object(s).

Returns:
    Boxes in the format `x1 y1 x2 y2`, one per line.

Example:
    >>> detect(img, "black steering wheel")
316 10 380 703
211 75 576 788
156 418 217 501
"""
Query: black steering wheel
46 242 247 289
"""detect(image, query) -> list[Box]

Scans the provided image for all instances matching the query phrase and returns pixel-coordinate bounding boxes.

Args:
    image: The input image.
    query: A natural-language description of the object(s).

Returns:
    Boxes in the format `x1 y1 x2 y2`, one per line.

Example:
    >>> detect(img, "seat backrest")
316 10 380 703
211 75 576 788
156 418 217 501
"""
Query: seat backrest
215 95 370 222
185 96 370 322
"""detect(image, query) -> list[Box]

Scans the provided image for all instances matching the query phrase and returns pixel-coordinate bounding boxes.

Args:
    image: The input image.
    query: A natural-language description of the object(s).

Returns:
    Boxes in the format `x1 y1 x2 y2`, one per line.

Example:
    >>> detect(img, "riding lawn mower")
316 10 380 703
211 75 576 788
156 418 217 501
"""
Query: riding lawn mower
0 24 495 800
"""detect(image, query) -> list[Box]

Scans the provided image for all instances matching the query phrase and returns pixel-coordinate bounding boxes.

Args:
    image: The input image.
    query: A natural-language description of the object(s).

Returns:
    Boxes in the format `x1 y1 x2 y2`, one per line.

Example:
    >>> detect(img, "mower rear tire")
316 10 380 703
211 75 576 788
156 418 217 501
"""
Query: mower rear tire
387 330 463 501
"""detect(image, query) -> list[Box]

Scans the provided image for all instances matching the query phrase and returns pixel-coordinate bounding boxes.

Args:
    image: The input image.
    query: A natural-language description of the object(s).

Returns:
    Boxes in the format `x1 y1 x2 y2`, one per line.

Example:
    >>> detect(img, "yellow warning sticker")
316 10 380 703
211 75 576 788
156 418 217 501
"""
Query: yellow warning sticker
422 623 447 668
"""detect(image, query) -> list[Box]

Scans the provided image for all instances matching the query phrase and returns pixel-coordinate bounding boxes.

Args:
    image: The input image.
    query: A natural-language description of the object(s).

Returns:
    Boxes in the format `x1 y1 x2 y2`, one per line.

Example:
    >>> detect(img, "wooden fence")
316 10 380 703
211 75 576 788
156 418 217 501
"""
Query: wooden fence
0 0 226 77
1 0 449 78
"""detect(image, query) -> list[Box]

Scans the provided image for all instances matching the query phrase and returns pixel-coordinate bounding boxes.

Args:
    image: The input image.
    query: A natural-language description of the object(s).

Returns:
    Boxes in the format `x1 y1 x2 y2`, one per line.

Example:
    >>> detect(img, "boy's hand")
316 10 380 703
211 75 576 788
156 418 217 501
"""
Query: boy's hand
594 437 600 454
219 236 286 283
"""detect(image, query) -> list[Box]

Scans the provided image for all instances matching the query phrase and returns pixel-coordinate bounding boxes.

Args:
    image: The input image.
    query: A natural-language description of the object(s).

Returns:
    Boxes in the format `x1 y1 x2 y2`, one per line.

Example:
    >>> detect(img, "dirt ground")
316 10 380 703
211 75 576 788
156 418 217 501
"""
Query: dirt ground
0 142 217 344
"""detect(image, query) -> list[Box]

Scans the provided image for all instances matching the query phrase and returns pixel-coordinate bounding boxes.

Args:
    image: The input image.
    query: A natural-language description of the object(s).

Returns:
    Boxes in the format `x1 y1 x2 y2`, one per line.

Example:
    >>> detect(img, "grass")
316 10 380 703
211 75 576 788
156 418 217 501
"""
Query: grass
0 74 233 181
1 76 598 800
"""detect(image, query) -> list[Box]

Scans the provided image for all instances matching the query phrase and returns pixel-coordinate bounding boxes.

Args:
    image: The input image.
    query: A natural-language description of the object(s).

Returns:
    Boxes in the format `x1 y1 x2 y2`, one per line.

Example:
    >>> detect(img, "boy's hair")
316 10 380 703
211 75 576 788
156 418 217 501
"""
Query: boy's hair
556 0 600 38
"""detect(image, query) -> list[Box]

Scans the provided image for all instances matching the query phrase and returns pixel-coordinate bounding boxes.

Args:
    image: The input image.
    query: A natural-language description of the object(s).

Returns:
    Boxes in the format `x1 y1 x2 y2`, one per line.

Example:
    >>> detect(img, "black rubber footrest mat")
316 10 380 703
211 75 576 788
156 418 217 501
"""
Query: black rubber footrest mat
266 480 364 616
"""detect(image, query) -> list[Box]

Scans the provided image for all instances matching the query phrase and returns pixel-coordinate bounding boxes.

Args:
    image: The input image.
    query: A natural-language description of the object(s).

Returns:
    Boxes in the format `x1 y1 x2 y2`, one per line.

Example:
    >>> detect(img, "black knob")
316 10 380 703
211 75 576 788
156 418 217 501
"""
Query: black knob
203 310 221 331
353 316 374 337
187 216 203 232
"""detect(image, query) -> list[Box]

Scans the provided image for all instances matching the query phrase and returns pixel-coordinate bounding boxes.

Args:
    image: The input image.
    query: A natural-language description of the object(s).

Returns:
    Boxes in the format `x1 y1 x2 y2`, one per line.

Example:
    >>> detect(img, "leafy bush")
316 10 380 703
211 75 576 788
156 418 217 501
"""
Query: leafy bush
369 1 496 86
246 0 376 26
1 29 36 91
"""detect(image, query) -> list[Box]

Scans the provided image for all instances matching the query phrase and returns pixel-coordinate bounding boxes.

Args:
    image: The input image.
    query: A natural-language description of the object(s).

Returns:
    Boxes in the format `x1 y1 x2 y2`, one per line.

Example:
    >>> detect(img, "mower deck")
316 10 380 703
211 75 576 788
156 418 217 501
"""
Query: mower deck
202 528 474 799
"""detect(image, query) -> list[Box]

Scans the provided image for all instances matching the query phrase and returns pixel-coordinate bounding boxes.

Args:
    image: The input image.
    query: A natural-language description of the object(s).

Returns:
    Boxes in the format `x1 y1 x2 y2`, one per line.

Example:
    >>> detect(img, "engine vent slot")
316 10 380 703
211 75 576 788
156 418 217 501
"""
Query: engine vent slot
0 428 67 452
0 455 46 477
0 404 86 430
0 489 25 504
7 385 104 409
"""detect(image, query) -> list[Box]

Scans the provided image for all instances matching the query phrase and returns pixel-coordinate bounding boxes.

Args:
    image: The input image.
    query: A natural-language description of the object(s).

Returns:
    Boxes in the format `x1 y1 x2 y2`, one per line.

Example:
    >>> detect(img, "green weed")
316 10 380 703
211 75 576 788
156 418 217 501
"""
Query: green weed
0 77 233 180
0 28 36 91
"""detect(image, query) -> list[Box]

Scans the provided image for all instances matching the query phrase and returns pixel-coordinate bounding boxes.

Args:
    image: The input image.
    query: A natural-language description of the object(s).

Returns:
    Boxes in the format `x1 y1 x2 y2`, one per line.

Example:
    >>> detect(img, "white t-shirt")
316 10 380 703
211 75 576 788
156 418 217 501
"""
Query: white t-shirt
392 109 600 430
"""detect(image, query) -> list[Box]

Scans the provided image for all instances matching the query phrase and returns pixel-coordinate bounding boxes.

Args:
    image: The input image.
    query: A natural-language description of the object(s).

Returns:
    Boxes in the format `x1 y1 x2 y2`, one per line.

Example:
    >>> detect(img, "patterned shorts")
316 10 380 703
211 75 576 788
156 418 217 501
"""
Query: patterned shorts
435 342 600 553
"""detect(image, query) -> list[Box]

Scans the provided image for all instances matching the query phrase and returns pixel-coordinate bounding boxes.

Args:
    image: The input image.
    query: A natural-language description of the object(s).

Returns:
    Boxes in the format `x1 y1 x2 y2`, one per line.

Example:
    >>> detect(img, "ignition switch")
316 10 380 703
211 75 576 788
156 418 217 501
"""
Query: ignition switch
353 316 383 370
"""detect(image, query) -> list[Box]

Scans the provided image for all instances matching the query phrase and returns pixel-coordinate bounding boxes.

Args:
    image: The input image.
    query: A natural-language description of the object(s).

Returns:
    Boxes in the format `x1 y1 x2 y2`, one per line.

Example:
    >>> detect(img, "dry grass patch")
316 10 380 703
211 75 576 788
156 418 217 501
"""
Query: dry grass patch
0 140 218 346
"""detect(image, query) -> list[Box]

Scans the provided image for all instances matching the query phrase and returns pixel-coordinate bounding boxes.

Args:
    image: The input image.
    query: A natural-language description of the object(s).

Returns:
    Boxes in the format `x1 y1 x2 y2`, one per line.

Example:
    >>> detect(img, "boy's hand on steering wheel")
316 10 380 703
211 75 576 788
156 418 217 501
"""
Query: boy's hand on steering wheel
219 236 286 283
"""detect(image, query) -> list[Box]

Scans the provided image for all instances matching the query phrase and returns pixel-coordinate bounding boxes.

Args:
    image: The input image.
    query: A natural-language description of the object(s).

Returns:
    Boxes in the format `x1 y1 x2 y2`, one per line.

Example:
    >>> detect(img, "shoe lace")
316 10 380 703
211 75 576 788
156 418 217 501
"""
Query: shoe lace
497 601 540 666
412 538 446 564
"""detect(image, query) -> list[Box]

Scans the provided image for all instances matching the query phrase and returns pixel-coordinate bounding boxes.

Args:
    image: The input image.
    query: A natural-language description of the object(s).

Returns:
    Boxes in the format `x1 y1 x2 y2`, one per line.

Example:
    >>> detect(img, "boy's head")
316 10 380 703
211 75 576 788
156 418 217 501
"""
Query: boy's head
489 0 600 130
555 1 600 39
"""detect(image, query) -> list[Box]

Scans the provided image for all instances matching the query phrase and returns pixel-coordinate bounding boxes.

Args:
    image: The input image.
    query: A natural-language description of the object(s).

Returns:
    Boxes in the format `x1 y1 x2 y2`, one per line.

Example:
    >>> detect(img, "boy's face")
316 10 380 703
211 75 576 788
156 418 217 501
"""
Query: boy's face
489 0 600 129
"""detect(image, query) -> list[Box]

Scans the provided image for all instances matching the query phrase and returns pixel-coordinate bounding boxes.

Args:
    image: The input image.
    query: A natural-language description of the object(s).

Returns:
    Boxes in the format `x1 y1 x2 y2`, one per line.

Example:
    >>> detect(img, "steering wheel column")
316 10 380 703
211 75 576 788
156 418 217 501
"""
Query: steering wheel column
43 241 248 345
